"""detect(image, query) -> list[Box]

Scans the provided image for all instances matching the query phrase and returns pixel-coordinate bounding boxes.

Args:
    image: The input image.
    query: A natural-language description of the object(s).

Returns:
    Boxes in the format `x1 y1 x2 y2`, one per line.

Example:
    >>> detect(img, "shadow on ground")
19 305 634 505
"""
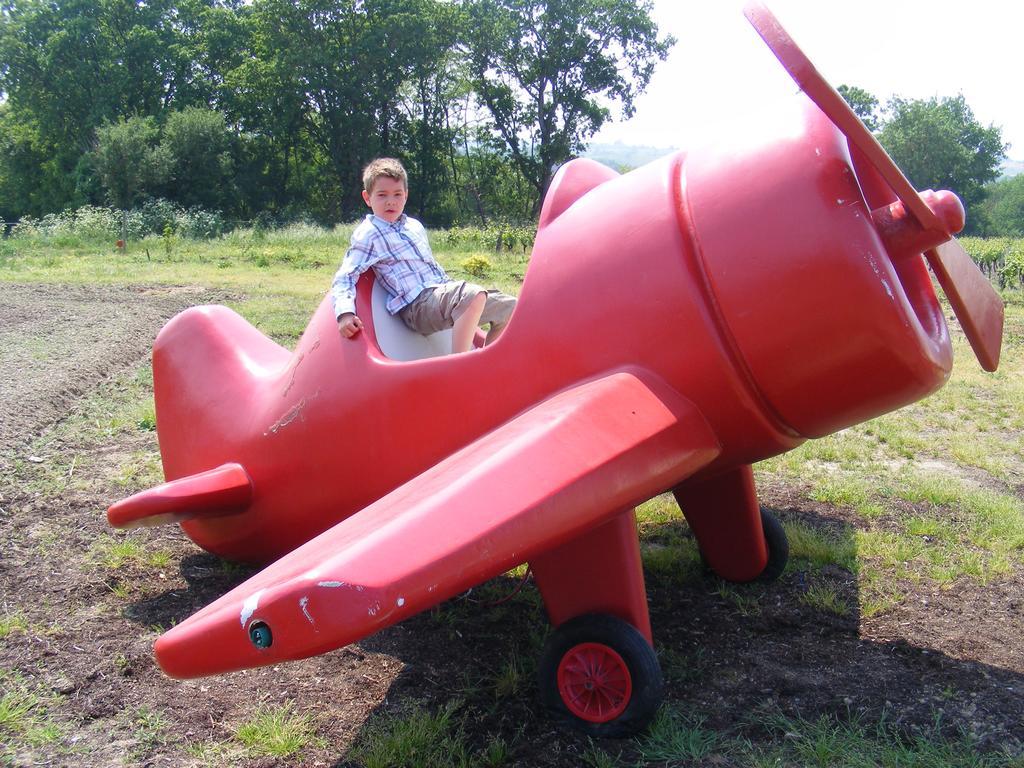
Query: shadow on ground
126 502 1024 765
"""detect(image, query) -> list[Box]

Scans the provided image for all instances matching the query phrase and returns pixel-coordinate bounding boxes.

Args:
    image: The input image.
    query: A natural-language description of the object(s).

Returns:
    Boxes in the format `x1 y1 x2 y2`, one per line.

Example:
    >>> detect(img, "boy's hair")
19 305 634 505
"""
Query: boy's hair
362 158 407 193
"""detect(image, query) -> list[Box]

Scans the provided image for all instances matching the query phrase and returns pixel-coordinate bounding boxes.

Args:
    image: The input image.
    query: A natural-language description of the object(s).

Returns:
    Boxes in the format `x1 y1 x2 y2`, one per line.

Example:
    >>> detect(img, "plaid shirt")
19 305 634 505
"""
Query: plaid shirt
331 214 448 318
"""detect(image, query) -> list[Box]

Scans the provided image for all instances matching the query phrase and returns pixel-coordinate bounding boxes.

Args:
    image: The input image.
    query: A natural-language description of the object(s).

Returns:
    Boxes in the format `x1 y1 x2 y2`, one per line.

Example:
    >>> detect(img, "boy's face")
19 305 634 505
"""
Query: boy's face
362 176 407 223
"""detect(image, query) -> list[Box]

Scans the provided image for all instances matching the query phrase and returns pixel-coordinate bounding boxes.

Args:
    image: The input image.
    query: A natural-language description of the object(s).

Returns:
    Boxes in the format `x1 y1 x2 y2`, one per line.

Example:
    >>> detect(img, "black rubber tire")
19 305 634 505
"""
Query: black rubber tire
697 506 789 582
537 613 663 738
757 506 789 582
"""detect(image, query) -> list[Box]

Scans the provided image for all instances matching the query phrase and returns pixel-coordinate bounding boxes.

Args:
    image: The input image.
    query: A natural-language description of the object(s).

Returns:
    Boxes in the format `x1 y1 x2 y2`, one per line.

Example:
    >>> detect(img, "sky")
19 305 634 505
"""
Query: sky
593 1 1023 160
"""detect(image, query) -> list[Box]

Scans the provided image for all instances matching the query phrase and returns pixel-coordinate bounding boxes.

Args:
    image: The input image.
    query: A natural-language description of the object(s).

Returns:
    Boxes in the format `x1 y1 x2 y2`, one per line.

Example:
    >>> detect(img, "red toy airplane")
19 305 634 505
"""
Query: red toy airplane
108 3 1003 736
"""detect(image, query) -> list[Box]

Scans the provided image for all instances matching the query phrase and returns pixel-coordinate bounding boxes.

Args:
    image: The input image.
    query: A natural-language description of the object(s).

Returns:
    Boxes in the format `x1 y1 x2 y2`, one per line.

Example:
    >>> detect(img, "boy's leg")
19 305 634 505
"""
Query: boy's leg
400 282 507 353
480 290 517 345
452 291 486 353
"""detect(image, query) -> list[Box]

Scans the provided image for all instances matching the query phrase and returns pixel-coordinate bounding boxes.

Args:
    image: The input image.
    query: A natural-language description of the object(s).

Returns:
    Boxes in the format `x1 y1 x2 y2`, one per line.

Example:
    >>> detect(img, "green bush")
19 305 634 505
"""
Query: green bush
460 255 492 277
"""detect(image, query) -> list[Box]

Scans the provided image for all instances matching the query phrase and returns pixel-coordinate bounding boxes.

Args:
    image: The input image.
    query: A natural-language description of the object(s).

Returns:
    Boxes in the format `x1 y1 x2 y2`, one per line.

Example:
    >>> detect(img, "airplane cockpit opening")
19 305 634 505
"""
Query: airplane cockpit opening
361 272 515 362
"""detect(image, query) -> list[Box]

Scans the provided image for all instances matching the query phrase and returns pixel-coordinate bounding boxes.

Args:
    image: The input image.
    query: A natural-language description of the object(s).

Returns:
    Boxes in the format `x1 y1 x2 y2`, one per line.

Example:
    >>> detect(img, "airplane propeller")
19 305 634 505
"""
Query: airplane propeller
743 1 1003 371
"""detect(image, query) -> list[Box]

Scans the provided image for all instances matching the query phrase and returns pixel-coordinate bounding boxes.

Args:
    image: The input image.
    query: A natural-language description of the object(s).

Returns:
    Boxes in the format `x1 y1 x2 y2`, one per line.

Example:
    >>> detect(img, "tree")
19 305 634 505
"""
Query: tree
980 174 1024 236
393 1 465 224
91 115 170 211
837 84 879 132
0 103 68 219
244 0 444 220
160 107 234 211
878 94 1006 234
460 0 673 210
0 0 225 213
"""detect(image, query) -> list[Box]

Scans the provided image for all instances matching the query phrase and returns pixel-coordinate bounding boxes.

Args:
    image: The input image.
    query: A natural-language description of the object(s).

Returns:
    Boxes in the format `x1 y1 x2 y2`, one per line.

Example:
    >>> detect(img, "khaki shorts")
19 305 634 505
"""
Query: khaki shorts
398 281 516 336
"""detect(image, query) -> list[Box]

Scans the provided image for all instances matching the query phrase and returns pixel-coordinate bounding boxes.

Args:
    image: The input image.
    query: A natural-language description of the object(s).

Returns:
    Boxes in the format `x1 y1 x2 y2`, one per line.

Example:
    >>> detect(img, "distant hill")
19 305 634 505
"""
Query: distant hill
1000 158 1024 179
583 142 678 172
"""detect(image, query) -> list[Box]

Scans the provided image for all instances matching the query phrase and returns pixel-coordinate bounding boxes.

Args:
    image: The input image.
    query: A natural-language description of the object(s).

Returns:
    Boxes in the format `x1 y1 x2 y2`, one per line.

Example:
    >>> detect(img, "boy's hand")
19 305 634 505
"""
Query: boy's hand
338 313 363 338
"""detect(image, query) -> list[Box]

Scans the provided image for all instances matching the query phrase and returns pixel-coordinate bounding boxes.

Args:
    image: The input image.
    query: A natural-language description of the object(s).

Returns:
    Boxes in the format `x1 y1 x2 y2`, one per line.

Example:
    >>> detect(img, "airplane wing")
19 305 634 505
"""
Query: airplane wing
154 369 720 678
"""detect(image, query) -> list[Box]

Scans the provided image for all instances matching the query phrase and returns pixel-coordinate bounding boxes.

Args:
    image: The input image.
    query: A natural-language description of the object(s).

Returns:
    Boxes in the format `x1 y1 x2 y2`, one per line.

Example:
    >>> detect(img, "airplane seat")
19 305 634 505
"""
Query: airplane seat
366 276 454 361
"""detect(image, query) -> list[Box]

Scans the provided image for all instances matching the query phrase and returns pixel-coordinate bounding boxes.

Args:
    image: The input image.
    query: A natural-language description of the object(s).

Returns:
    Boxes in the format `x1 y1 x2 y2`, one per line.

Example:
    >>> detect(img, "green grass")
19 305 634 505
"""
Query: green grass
87 533 173 572
572 708 1023 767
800 582 851 616
635 709 722 763
350 702 475 768
126 706 169 758
0 612 29 640
235 703 324 758
0 672 67 758
785 521 859 572
751 709 1018 768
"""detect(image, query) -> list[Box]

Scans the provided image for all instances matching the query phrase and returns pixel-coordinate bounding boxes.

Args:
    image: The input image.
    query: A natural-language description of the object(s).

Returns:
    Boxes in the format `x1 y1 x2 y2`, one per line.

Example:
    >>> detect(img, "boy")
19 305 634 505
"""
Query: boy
331 158 516 353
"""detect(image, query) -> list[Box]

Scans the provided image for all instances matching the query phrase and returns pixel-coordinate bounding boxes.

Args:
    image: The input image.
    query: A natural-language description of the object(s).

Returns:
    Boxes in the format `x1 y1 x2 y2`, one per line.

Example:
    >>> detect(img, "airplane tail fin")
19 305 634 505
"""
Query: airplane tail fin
108 305 290 529
108 463 252 528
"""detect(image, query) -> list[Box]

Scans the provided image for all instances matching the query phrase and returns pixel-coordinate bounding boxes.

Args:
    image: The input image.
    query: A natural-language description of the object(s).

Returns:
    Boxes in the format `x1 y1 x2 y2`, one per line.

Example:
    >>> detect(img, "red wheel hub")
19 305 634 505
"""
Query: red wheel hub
556 642 632 723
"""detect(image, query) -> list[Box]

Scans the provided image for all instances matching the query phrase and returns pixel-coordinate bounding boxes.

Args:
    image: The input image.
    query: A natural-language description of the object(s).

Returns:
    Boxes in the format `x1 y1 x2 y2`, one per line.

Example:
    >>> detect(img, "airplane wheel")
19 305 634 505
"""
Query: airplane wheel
538 614 663 738
758 507 789 582
696 506 789 582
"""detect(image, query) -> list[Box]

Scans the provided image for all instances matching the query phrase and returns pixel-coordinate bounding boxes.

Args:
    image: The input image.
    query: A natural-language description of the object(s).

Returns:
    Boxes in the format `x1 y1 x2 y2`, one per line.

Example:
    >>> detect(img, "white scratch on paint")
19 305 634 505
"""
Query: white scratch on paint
368 601 380 616
240 589 265 627
836 198 845 205
318 581 345 588
397 597 405 607
866 255 895 300
299 596 314 625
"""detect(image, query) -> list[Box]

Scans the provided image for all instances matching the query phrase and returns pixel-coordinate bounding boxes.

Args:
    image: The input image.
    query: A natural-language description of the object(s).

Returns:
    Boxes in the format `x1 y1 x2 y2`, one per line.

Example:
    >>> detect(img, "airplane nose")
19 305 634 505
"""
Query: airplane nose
744 0 1003 372
870 190 964 262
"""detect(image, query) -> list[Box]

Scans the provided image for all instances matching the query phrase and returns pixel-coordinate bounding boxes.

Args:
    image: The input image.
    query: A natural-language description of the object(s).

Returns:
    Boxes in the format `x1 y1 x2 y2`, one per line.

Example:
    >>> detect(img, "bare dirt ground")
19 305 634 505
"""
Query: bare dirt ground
1 282 1021 766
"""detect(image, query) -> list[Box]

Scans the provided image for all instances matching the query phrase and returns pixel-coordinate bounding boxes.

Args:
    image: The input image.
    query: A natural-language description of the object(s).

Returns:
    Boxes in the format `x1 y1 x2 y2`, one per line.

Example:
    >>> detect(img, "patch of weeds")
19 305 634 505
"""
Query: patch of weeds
350 701 477 768
810 477 884 518
582 741 623 768
857 568 908 618
950 438 1009 477
488 649 529 700
479 736 511 767
790 431 876 468
135 403 157 432
113 450 163 490
658 645 707 686
635 707 723 763
891 472 963 507
227 294 316 344
108 580 133 600
88 533 173 571
184 739 247 765
0 672 66 756
29 521 62 556
964 488 1024 557
714 584 761 616
128 706 169 758
235 702 324 758
855 529 924 579
874 476 1024 584
0 611 29 640
858 417 926 459
799 582 850 617
642 540 702 586
754 708 1017 767
785 521 858 572
636 493 681 530
905 515 958 543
